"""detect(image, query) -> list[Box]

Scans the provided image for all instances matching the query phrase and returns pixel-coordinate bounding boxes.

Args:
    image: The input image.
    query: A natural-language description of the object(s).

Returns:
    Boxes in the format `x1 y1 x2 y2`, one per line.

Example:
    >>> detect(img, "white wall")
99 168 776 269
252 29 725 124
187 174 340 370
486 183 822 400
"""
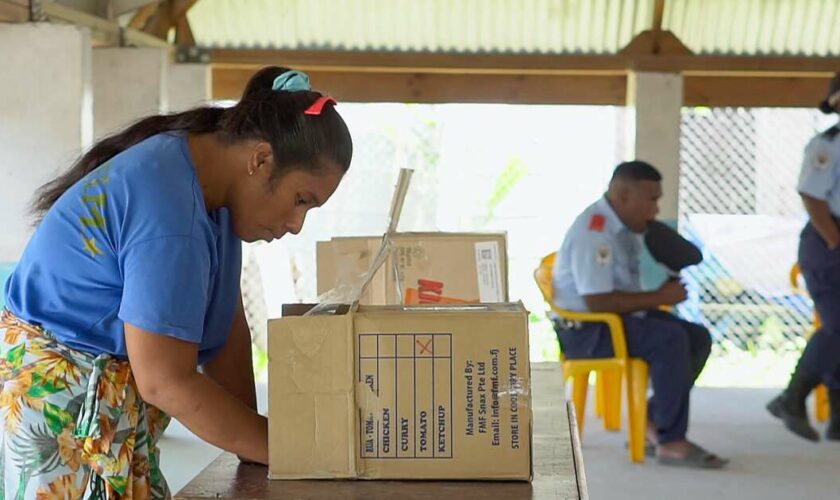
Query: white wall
0 23 93 262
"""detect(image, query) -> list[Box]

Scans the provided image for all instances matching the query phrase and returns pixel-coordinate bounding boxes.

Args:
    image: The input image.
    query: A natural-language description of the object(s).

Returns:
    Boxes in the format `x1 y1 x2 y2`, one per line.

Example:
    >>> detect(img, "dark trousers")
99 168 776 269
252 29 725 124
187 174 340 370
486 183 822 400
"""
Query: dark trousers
555 310 712 444
796 223 840 390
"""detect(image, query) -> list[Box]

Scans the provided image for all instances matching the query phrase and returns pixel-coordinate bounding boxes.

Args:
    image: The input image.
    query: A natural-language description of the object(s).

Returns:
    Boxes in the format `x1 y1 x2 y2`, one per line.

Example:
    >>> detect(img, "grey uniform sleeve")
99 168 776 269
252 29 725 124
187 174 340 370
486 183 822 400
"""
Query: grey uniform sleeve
798 136 838 201
569 230 615 296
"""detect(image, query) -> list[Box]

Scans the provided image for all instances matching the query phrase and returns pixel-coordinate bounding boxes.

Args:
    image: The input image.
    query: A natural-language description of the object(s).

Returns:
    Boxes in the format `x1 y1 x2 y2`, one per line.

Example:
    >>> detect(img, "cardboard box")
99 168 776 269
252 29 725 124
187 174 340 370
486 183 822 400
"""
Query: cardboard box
268 302 532 480
316 232 508 306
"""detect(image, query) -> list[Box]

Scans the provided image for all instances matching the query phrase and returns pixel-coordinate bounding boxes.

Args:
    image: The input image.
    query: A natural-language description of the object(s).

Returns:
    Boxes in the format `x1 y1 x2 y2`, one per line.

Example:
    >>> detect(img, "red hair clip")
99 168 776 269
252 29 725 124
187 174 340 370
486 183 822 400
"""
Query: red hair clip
305 96 337 115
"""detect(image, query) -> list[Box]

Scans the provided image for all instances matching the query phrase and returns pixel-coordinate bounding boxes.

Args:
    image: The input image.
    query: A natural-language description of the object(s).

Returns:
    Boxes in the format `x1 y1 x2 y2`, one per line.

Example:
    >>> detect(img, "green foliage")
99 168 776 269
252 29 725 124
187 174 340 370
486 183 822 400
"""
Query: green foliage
487 157 529 217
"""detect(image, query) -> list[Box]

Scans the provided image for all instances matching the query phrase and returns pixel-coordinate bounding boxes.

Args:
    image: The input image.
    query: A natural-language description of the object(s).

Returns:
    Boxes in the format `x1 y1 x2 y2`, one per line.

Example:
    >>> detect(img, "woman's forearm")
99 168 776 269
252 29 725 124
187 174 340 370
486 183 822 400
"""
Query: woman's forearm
146 371 268 464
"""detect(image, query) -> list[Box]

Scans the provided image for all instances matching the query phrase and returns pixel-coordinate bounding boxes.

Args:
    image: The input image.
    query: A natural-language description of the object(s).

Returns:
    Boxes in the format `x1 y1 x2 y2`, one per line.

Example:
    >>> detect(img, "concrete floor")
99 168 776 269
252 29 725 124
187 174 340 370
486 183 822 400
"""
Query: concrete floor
580 387 840 500
158 382 840 499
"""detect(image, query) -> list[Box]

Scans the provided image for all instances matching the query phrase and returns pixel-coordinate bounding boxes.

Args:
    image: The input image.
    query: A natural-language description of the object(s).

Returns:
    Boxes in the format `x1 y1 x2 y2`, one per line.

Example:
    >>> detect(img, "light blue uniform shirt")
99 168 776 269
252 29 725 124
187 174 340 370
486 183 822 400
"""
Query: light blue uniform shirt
4 133 242 364
552 197 644 312
798 125 840 218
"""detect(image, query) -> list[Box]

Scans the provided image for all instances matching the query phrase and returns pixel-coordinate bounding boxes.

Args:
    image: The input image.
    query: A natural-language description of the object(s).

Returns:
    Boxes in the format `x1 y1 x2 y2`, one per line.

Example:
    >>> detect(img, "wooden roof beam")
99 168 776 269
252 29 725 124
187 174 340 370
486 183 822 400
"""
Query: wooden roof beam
127 1 161 30
142 0 197 44
650 0 667 54
209 49 840 77
619 30 693 57
652 0 666 33
621 3 693 59
43 1 169 47
211 64 834 108
212 67 628 104
174 13 194 46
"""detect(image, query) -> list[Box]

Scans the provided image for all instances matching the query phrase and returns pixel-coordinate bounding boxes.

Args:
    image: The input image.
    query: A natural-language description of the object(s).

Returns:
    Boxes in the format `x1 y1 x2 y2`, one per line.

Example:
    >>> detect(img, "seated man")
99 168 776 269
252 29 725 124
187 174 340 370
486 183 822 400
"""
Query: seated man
552 160 727 469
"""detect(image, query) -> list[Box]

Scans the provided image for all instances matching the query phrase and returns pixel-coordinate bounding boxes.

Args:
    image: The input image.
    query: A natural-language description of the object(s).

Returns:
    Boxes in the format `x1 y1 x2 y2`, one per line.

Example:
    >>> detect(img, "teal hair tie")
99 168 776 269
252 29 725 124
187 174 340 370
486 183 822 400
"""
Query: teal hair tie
272 70 311 92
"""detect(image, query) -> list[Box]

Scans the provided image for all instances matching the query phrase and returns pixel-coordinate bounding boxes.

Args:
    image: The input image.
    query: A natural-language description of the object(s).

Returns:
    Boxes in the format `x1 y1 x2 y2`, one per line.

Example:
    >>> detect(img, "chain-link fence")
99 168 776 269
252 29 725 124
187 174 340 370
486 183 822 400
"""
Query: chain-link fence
678 107 835 354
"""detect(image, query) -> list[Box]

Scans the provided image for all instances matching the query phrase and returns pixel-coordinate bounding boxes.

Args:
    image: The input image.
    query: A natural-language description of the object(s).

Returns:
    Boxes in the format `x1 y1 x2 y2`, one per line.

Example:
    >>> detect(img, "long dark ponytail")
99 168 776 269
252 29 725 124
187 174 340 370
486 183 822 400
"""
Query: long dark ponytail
32 66 352 223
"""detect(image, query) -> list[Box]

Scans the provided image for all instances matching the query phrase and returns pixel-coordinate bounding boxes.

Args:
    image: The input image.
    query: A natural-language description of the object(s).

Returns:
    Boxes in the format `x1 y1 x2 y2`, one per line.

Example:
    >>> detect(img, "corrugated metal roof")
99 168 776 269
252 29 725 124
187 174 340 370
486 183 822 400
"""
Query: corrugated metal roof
664 0 840 56
186 0 840 56
187 0 655 53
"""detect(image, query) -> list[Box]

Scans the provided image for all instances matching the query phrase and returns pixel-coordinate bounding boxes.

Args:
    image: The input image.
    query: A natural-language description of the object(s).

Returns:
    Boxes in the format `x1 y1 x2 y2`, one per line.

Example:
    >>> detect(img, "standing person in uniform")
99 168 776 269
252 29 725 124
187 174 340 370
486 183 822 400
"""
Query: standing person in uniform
0 67 352 497
552 160 727 469
768 71 840 442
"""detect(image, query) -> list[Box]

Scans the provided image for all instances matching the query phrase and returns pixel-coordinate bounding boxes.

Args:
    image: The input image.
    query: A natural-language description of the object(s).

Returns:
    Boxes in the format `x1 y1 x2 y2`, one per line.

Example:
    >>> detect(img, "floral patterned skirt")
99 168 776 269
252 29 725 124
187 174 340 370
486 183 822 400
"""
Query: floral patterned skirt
0 310 170 499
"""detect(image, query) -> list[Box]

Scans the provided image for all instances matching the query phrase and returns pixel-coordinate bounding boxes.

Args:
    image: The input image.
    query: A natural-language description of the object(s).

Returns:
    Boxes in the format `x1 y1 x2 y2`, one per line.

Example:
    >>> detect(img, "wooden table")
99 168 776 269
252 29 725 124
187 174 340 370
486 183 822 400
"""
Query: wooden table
176 362 588 499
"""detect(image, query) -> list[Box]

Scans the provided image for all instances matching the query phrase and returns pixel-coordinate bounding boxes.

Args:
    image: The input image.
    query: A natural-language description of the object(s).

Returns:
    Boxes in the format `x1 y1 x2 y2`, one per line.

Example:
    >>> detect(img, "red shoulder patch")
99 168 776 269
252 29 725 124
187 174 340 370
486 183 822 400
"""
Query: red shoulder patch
589 214 606 232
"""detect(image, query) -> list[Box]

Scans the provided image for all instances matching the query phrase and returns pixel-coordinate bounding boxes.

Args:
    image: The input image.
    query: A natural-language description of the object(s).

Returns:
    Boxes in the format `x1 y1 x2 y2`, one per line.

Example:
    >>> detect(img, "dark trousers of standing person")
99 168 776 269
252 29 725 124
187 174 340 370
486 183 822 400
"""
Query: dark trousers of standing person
554 310 712 444
773 223 840 440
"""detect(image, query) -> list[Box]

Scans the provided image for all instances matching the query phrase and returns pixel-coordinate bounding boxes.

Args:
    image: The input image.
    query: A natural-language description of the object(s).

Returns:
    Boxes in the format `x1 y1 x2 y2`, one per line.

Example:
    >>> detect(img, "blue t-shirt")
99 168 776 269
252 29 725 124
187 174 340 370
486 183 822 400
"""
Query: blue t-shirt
4 133 241 364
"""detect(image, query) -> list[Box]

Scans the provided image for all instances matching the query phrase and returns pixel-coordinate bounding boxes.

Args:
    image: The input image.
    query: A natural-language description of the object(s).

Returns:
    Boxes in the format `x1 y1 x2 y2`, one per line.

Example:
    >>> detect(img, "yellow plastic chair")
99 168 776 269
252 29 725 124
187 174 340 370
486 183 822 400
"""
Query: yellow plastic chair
790 263 830 423
535 252 649 463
